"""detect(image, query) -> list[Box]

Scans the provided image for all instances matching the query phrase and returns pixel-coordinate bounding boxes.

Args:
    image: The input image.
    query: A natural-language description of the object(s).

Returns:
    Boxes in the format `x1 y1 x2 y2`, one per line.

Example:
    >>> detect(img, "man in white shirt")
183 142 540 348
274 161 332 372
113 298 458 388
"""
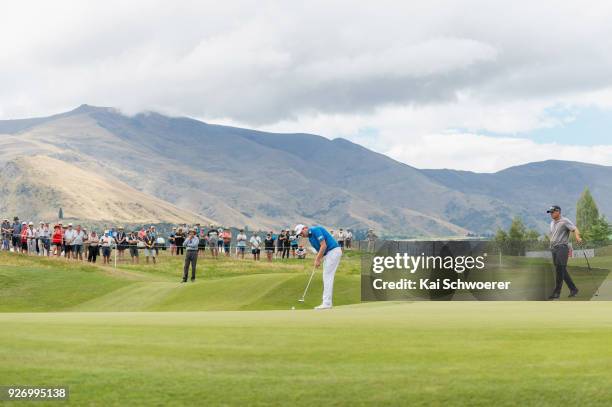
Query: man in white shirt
337 228 346 251
249 233 262 261
37 222 50 256
64 223 76 259
73 225 86 261
26 222 37 254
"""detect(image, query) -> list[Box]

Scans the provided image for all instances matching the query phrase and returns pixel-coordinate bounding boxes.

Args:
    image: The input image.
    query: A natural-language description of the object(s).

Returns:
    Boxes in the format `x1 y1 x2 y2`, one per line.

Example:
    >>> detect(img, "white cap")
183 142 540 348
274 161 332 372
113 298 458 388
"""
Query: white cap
68 223 73 226
294 224 306 236
29 222 34 225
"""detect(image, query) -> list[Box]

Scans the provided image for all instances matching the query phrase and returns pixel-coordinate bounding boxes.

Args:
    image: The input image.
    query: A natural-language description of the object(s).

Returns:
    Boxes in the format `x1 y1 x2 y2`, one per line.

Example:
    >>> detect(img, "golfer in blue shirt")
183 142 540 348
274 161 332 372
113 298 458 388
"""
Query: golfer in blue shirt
294 224 342 309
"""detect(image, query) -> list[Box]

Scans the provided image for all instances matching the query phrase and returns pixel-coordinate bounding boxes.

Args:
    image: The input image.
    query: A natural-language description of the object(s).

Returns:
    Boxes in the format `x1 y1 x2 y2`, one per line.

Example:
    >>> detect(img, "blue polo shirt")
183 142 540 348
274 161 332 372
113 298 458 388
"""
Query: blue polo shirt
308 226 339 255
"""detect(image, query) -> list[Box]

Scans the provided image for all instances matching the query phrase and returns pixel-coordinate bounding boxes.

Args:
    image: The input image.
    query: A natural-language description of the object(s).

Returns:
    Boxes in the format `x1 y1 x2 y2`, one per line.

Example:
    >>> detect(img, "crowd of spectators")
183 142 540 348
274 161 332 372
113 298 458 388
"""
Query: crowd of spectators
1 217 354 265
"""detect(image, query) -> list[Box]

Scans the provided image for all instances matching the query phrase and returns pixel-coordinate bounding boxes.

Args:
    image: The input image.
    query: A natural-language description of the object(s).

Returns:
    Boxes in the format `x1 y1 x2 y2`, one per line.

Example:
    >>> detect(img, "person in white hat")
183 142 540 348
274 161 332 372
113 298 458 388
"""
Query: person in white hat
294 224 342 310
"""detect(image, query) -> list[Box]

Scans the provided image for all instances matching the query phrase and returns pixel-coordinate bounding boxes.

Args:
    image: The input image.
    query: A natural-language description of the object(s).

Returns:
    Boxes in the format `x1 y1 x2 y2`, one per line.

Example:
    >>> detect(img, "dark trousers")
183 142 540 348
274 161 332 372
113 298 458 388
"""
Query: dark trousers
552 245 577 294
183 250 198 281
88 246 98 263
282 247 290 259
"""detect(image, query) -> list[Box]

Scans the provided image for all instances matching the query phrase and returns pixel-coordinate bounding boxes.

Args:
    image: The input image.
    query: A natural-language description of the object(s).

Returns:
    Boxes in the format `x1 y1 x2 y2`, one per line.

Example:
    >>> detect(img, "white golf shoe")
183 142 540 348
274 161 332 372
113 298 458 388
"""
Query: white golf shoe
314 304 332 310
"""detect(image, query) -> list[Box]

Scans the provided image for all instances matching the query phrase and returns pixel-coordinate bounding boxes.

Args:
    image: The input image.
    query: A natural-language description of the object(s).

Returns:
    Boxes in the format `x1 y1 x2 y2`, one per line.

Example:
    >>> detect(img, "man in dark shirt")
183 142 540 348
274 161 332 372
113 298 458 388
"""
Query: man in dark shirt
11 217 21 252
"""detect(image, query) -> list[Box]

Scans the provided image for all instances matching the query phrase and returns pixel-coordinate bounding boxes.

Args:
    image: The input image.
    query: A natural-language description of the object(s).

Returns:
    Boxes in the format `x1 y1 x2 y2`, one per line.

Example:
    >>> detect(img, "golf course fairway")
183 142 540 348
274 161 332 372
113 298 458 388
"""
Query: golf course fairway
1 303 611 406
2 252 612 405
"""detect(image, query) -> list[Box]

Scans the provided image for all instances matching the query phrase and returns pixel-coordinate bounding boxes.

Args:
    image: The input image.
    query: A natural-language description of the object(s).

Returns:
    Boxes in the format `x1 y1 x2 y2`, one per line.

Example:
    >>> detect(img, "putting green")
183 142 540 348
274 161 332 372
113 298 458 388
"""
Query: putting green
1 251 612 405
1 303 612 406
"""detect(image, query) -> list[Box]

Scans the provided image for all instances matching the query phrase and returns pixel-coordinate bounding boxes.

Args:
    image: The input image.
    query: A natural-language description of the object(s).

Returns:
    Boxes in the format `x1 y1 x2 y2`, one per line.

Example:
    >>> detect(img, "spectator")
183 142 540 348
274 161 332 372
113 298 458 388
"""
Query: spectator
175 228 185 256
169 227 177 255
198 227 207 255
366 229 378 252
276 230 284 258
345 229 353 249
128 231 140 264
149 226 159 256
337 228 345 251
20 222 29 254
83 228 90 259
249 233 261 261
115 227 127 259
101 231 113 265
217 227 224 252
26 222 36 254
208 227 219 258
222 228 232 256
1 219 11 251
144 232 157 264
42 223 51 256
12 217 22 253
296 245 306 259
290 232 298 257
88 231 100 263
52 225 63 257
182 229 199 283
236 229 247 259
264 233 275 262
283 230 291 259
64 223 76 259
73 225 85 261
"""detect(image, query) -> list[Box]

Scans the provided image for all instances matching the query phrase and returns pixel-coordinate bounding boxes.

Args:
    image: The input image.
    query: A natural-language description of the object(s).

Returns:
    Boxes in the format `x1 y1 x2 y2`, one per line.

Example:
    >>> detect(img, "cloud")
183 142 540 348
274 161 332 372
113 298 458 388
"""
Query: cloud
2 0 612 171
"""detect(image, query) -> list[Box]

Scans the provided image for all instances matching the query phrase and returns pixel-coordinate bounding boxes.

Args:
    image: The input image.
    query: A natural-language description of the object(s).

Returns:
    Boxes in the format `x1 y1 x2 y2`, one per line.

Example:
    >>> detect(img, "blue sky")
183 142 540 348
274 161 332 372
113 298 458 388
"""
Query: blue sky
519 106 612 146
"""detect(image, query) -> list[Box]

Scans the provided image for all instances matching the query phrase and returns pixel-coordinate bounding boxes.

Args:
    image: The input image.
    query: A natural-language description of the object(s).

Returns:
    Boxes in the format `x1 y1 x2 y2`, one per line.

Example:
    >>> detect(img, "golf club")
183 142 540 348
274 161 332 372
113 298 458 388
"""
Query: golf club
579 242 598 297
298 265 317 303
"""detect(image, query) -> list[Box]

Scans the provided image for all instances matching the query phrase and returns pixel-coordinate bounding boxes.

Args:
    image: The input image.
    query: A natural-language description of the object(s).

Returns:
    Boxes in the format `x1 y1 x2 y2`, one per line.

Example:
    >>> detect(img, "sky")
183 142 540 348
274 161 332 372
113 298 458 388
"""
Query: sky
2 0 612 172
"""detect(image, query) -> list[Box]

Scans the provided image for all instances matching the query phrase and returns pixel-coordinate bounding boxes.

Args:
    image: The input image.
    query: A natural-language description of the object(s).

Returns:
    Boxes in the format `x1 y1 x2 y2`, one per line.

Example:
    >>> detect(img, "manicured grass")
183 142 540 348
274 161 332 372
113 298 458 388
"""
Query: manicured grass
0 250 362 312
1 250 612 406
1 303 612 406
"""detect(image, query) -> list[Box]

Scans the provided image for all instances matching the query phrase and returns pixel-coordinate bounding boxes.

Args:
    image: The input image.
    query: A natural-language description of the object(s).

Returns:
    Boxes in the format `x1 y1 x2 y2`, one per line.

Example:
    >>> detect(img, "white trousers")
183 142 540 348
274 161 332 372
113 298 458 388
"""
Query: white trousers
322 247 342 306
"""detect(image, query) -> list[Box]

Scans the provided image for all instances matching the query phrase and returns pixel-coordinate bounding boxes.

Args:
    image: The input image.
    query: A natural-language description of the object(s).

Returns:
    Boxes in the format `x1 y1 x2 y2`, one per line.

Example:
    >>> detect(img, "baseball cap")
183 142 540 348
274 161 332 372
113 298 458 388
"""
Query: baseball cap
294 224 306 236
546 205 561 213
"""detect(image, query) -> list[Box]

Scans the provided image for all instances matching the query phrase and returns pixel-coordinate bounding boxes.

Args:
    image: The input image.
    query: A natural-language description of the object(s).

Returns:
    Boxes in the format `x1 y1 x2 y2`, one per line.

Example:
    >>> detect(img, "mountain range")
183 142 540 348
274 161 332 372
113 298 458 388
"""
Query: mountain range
1 105 611 237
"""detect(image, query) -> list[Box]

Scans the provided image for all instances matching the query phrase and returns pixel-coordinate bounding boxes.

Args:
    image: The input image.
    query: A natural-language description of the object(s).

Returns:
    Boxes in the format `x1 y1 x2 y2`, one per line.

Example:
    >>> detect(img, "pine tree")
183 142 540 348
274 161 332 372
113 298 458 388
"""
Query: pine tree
576 187 599 236
588 216 611 243
58 207 64 220
494 228 508 255
507 217 527 255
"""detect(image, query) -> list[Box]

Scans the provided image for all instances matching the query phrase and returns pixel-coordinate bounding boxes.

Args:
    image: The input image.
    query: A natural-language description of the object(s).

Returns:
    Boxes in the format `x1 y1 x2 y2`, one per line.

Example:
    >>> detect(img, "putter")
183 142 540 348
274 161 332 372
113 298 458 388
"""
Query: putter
298 265 317 303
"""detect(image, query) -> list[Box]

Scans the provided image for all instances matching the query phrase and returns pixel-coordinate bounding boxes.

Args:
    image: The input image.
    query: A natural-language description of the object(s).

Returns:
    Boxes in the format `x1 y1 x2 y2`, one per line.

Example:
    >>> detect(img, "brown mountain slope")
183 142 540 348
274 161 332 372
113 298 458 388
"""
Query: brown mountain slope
0 156 211 224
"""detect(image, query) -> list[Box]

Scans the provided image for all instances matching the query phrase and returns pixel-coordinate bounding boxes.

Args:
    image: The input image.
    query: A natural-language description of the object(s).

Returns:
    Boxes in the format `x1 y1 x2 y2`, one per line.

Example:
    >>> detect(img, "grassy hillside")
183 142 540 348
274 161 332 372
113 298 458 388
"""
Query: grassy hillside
0 251 362 312
2 248 612 312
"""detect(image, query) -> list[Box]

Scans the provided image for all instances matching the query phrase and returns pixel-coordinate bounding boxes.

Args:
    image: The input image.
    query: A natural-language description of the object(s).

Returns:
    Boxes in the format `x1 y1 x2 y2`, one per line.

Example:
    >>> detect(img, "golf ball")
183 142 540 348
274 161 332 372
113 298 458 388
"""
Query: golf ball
291 306 295 310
